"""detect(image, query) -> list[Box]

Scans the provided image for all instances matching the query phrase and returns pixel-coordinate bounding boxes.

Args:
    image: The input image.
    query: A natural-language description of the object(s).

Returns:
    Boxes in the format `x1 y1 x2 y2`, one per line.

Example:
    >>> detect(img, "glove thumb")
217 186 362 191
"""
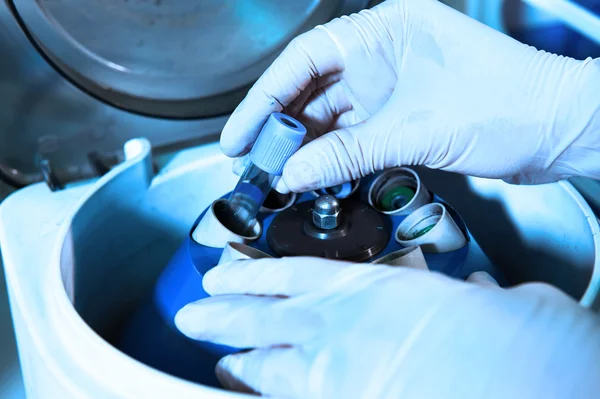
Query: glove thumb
282 107 439 193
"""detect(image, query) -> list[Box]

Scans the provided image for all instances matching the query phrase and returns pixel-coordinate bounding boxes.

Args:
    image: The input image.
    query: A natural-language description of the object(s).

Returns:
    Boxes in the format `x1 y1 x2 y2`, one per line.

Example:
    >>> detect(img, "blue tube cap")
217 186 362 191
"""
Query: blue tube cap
249 113 307 176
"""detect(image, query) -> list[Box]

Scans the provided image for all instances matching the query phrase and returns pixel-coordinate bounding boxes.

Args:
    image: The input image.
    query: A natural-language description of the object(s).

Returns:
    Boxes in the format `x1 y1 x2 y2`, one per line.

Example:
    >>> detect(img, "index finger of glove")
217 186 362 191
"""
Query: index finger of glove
220 26 344 157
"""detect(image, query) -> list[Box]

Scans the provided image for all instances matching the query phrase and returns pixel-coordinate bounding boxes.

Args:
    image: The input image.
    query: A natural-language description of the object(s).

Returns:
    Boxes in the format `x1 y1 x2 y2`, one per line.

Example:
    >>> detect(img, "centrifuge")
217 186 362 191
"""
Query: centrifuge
1 1 600 398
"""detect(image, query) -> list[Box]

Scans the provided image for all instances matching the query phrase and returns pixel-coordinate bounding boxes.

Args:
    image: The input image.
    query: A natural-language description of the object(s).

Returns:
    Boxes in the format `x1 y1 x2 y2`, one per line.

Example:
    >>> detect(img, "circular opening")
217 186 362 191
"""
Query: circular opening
410 220 438 239
369 169 422 213
396 204 444 241
213 199 261 239
381 186 416 211
280 117 298 129
261 190 297 213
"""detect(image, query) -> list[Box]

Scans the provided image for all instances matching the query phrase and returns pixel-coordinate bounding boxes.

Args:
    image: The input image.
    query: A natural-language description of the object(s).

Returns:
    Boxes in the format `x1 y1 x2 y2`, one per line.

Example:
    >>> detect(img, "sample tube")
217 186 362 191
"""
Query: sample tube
222 113 306 236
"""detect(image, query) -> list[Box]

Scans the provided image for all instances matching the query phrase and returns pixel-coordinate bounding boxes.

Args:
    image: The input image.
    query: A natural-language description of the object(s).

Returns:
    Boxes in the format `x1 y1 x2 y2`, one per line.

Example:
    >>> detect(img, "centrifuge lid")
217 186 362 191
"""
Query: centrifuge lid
12 0 369 118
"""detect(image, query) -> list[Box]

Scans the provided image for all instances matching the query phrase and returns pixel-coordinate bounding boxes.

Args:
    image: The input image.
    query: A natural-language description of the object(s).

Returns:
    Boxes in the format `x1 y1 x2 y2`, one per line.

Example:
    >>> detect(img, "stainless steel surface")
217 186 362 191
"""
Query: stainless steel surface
13 0 345 118
0 1 370 185
313 194 341 229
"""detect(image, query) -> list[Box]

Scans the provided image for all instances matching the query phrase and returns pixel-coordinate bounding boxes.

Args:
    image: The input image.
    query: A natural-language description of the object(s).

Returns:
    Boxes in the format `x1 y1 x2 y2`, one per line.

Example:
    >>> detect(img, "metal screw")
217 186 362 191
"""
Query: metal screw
313 195 342 230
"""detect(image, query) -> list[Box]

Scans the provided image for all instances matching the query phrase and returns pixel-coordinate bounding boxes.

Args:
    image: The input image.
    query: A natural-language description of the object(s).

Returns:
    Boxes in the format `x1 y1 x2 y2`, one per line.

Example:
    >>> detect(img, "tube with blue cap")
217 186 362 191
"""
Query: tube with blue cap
197 112 307 238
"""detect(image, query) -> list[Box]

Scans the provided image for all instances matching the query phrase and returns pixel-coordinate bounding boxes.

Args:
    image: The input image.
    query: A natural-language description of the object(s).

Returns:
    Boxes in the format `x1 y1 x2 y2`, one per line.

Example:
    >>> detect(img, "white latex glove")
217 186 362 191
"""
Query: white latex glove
221 0 600 194
175 258 600 398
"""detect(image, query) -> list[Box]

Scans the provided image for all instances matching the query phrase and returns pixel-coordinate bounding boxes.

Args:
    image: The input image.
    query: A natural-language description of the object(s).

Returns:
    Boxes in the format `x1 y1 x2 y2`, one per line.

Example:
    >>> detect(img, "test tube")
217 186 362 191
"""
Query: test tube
222 112 307 236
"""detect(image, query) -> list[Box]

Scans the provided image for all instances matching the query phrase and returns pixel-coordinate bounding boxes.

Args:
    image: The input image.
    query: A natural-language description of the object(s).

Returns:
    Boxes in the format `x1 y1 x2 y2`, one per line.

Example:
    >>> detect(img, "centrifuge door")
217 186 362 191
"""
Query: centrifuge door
0 1 370 188
11 0 369 119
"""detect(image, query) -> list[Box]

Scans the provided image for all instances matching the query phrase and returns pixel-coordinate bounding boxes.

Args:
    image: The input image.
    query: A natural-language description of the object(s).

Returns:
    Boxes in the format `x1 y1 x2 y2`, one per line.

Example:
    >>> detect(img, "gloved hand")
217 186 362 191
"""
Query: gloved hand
221 0 600 193
175 258 600 398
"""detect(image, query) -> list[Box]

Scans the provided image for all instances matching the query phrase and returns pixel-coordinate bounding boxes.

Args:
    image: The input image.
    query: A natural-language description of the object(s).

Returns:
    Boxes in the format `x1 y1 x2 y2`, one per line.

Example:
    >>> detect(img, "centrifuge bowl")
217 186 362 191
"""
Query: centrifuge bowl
1 138 598 398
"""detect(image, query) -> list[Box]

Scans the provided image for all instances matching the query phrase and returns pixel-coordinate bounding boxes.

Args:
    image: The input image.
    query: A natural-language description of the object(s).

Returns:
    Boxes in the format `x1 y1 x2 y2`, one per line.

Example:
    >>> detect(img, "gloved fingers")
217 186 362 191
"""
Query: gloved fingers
231 155 250 176
286 72 344 118
472 278 578 310
281 116 381 193
283 79 317 120
220 27 344 157
281 101 468 193
466 271 500 288
509 281 576 304
326 110 362 132
175 295 321 348
272 177 291 194
216 347 309 398
230 82 351 195
230 82 351 178
203 257 374 297
296 81 355 133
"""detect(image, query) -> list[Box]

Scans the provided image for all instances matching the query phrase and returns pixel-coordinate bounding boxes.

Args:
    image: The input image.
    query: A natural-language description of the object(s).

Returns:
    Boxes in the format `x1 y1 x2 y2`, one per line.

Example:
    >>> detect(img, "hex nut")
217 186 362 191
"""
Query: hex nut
313 195 342 230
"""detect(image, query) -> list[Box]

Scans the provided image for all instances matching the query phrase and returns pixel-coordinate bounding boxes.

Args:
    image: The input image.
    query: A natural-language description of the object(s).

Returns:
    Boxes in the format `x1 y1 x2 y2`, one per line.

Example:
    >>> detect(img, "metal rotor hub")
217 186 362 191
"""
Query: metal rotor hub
267 199 389 262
